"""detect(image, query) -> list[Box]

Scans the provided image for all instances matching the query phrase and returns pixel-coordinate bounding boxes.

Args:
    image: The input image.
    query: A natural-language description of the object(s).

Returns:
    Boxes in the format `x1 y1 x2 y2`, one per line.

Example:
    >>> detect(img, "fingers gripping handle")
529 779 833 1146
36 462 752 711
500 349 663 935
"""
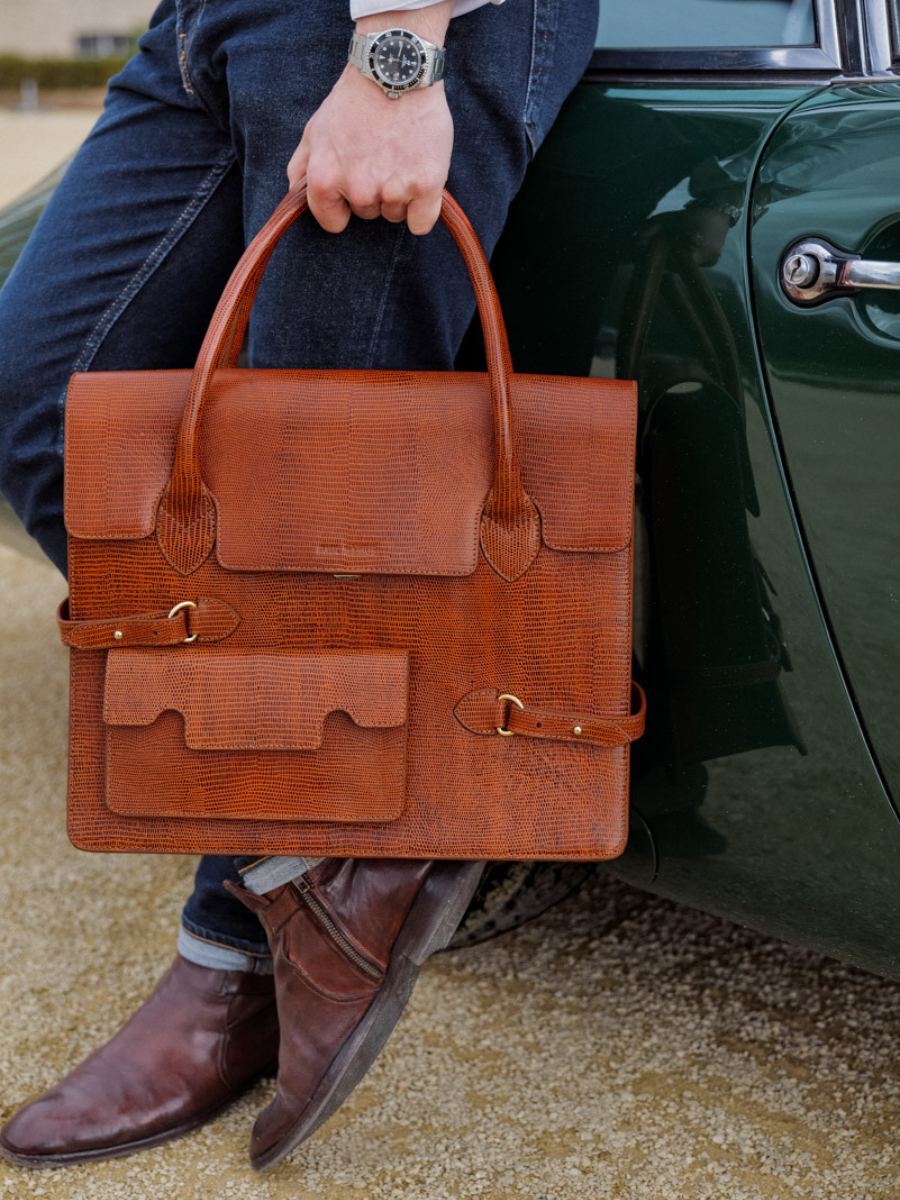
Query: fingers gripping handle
156 181 539 578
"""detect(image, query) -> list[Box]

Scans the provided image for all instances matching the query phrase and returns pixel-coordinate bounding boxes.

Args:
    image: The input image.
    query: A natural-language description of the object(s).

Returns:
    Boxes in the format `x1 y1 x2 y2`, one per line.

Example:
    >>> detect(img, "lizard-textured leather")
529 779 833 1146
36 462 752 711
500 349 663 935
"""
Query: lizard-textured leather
103 649 408 823
62 184 644 860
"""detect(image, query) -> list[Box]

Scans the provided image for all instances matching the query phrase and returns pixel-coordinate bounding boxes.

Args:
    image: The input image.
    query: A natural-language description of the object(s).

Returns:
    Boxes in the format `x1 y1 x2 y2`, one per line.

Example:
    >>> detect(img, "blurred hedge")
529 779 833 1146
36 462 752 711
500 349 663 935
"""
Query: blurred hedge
0 55 129 89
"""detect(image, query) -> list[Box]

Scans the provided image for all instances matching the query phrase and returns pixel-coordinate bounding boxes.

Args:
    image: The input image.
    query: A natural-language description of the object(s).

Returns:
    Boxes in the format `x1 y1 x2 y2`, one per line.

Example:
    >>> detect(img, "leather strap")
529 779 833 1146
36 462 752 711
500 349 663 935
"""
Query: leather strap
454 683 646 748
57 596 241 649
156 181 539 581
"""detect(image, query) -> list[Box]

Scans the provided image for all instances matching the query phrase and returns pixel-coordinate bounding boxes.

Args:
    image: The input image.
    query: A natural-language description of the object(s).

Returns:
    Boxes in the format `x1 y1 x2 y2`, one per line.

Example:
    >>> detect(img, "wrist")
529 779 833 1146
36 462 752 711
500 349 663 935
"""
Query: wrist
354 3 453 44
339 59 445 102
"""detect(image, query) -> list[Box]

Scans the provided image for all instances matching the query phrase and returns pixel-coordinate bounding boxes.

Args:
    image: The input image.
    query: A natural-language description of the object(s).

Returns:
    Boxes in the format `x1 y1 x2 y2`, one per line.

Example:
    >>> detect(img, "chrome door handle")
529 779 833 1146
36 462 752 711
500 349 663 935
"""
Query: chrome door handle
780 237 900 305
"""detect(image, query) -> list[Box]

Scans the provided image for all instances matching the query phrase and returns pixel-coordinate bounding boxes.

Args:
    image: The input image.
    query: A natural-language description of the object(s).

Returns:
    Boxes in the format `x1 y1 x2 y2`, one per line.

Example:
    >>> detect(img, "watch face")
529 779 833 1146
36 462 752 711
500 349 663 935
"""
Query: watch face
369 29 426 91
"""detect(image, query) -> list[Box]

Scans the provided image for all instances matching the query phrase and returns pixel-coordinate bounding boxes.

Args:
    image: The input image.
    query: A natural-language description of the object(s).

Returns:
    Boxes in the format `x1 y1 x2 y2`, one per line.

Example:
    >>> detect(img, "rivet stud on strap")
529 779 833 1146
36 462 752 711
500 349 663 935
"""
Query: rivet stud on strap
57 596 241 650
454 683 647 748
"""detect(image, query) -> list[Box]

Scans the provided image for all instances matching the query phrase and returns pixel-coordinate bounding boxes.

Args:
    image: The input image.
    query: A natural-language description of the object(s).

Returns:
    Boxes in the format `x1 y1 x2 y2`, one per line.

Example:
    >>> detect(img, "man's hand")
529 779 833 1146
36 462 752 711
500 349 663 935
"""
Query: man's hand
288 3 454 236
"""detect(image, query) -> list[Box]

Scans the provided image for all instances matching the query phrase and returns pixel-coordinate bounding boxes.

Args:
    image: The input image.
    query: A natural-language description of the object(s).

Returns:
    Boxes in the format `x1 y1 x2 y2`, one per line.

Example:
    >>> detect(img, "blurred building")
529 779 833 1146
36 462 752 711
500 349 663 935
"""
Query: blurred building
0 0 152 58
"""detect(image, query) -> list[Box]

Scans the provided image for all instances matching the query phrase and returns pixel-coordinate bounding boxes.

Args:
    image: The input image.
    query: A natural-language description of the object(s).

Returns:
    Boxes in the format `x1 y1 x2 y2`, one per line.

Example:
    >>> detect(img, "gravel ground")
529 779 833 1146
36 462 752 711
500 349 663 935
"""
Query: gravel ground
0 544 898 1200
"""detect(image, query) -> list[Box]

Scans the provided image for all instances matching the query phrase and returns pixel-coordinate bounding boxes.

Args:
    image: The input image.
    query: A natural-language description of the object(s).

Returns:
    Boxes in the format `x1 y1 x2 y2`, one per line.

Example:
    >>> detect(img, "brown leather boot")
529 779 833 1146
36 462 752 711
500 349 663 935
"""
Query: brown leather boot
225 858 485 1171
0 956 278 1167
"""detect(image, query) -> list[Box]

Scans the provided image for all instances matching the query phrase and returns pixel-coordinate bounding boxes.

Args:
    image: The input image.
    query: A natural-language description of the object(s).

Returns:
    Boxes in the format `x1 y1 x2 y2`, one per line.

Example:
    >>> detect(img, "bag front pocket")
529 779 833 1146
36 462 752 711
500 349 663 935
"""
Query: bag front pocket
102 648 409 823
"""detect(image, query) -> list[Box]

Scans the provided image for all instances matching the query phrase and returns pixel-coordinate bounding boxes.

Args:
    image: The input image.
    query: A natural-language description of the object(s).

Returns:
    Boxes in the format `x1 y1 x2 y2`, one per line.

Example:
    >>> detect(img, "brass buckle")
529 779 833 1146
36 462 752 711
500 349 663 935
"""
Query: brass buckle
167 599 198 643
497 692 524 736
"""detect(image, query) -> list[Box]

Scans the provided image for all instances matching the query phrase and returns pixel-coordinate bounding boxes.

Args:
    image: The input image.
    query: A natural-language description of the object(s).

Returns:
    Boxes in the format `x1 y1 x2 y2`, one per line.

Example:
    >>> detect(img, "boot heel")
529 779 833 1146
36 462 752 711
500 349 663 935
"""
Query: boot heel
405 861 486 965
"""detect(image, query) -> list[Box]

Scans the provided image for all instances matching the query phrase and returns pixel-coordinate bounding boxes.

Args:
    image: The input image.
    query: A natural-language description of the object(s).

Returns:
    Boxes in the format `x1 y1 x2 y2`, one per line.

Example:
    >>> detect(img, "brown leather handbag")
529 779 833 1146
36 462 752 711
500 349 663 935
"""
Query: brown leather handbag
59 183 645 861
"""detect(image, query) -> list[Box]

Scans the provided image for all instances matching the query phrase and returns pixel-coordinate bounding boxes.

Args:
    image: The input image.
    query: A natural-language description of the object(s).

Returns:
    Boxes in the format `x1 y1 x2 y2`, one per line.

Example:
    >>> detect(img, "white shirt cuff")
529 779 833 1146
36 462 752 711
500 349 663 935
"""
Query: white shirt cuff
350 0 505 20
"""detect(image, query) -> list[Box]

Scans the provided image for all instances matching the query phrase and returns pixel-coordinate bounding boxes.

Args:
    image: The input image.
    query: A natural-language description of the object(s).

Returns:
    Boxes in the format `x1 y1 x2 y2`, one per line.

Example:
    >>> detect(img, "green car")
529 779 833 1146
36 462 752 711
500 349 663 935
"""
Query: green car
2 0 898 980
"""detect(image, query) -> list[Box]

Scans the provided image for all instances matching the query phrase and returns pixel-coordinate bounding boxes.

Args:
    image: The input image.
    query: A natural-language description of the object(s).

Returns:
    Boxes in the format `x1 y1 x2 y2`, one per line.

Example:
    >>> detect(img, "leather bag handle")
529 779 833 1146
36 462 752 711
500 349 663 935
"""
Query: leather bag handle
156 181 540 579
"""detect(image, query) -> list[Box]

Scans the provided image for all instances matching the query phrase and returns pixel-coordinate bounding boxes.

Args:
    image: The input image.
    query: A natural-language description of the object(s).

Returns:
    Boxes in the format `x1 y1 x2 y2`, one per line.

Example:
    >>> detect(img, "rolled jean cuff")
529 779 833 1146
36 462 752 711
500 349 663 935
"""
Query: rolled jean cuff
180 913 272 959
239 854 324 895
178 926 273 974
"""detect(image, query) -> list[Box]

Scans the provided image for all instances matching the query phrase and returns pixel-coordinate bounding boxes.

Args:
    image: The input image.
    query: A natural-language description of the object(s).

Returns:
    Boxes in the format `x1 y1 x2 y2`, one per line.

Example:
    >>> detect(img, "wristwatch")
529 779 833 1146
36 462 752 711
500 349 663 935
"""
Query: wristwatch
347 27 446 100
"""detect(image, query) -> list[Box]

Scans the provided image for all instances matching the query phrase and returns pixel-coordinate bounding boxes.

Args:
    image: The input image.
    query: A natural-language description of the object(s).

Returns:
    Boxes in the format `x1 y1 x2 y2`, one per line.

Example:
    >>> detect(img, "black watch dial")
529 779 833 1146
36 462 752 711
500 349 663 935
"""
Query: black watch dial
370 29 426 91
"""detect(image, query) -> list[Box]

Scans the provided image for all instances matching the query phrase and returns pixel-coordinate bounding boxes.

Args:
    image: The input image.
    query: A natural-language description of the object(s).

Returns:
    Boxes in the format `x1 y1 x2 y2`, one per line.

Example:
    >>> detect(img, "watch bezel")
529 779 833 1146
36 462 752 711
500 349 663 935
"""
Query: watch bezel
367 27 429 93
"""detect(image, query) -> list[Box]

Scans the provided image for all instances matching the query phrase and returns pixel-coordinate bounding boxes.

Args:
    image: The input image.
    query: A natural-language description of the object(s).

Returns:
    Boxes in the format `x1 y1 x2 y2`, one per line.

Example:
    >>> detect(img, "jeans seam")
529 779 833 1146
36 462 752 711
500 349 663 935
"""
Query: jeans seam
55 145 236 453
522 0 539 154
522 0 559 161
175 0 209 101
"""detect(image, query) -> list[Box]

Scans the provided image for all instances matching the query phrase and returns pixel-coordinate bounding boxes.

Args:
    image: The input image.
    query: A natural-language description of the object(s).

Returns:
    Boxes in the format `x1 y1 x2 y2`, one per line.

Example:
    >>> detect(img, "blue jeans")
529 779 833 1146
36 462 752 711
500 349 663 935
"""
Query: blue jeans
0 0 598 960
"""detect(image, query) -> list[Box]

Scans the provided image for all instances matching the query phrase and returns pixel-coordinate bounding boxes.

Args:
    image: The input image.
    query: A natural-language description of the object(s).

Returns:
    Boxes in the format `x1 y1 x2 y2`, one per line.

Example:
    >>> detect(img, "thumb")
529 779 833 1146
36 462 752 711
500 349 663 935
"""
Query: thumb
406 190 443 237
287 135 311 191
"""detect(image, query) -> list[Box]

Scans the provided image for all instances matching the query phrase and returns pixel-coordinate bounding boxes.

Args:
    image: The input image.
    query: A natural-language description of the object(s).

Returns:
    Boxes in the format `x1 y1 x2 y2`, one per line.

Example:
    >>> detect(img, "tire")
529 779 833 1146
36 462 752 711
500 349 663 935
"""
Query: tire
446 861 597 951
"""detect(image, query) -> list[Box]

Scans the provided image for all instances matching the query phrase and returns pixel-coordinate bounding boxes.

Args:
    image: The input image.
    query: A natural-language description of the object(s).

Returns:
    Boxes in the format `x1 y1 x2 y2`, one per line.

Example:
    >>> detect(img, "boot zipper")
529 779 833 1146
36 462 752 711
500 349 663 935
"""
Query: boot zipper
293 877 383 981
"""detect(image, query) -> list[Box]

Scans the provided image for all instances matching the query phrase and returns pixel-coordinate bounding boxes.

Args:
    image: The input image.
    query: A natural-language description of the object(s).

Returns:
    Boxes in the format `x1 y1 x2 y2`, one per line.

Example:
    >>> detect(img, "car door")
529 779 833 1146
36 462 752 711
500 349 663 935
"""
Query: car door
459 0 900 976
750 15 900 809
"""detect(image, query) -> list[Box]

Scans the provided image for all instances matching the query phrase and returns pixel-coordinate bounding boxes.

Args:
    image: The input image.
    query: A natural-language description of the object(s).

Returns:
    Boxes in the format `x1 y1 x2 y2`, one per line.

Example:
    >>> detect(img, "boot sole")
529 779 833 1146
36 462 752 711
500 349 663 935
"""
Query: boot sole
0 1061 279 1169
252 859 486 1172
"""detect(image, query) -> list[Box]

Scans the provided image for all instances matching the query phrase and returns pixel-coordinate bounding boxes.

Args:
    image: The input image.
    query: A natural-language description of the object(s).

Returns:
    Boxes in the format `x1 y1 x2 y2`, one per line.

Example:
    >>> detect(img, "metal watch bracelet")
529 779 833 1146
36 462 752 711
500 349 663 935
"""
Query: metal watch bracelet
348 29 446 98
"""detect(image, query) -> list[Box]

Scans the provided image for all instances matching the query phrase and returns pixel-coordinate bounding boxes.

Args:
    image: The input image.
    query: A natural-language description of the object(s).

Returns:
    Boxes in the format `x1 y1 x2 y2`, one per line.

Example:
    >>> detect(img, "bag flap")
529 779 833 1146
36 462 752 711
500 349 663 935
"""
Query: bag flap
65 369 637 568
103 648 408 750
